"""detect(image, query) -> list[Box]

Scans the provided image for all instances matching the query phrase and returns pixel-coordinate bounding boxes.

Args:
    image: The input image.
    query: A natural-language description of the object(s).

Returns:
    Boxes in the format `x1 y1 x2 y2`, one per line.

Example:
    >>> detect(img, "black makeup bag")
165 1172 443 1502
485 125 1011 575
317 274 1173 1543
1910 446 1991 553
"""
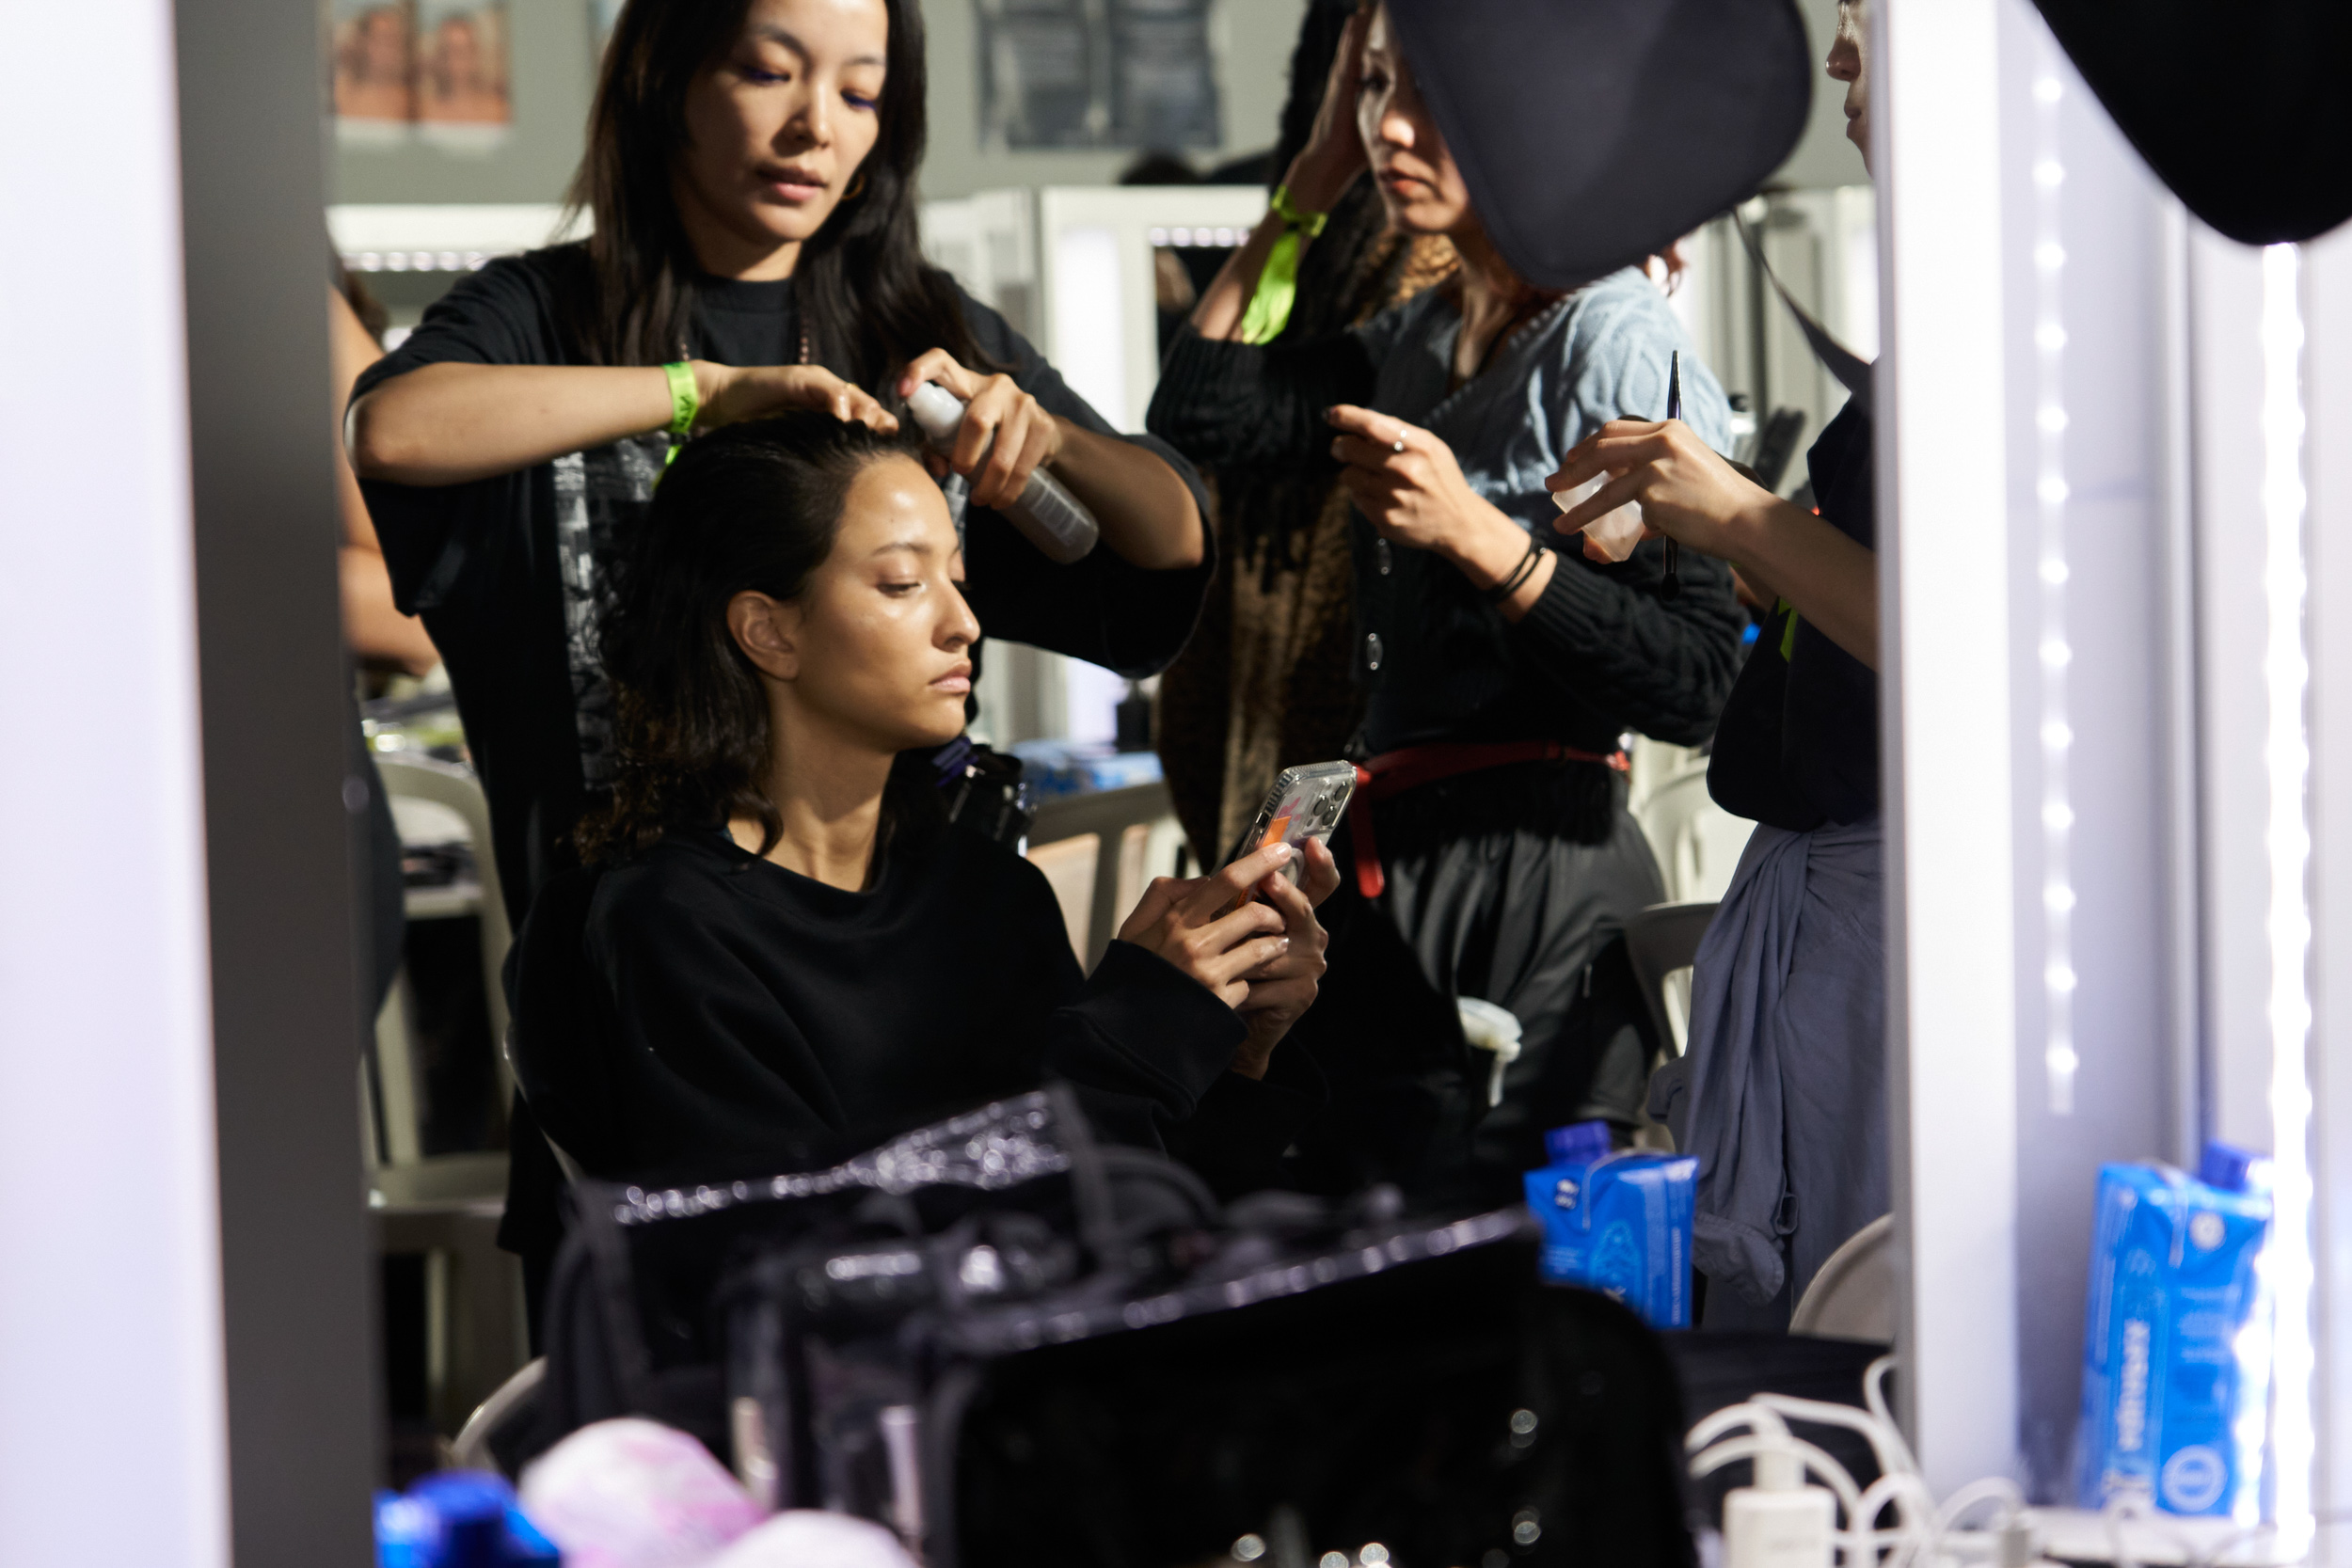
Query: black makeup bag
525 1090 1696 1567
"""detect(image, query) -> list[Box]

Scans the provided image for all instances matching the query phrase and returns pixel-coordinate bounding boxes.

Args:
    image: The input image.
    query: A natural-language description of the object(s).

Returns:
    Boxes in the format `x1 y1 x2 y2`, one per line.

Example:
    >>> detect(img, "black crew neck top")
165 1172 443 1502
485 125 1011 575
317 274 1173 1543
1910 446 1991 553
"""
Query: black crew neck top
1706 400 1881 831
510 823 1325 1184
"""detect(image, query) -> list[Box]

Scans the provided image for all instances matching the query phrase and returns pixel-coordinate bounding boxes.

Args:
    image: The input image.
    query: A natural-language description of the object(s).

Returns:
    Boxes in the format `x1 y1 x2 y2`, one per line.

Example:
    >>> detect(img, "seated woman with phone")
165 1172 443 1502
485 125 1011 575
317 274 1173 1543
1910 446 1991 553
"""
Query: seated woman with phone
509 413 1339 1183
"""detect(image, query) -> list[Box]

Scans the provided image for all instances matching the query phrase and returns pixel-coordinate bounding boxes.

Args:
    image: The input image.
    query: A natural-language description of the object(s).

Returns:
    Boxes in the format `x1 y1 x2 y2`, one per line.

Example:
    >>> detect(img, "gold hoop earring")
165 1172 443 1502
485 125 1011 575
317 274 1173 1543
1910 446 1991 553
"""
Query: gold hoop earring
846 168 868 200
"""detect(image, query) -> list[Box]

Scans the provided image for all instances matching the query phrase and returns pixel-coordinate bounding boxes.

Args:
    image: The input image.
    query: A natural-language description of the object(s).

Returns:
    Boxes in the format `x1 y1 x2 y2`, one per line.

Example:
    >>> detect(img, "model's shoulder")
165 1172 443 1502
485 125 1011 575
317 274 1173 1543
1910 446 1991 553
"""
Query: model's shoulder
591 831 744 929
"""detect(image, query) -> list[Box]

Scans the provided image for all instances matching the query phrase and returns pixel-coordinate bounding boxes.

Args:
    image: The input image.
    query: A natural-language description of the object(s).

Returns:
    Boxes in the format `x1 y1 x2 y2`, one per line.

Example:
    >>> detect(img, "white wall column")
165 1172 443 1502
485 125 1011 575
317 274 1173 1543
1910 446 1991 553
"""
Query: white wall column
1873 0 2021 1493
0 3 230 1564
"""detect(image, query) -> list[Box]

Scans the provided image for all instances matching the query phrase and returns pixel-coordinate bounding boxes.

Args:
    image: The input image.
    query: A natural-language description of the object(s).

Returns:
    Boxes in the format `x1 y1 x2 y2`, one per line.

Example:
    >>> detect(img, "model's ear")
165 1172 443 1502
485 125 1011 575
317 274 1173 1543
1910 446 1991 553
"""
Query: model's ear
727 590 802 681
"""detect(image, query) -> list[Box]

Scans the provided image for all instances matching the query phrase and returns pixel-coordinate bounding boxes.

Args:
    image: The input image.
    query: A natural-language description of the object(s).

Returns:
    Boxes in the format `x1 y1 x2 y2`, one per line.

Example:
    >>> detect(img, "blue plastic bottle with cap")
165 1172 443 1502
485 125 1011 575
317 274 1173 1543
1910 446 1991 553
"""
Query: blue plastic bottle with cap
1524 1120 1697 1327
377 1473 561 1568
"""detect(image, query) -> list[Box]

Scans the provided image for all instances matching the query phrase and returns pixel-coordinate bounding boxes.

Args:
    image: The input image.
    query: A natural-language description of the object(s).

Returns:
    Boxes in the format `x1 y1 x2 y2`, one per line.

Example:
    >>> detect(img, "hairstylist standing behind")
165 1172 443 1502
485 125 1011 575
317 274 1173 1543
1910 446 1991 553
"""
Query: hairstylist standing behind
347 0 1212 934
1549 0 1883 1327
347 0 1213 1314
1150 3 1750 1186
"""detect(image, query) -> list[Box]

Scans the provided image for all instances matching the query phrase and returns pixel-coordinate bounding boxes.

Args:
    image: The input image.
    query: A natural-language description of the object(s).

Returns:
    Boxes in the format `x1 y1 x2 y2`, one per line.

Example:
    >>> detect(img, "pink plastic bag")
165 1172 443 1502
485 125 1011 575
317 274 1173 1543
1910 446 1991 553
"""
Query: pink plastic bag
518 1418 763 1568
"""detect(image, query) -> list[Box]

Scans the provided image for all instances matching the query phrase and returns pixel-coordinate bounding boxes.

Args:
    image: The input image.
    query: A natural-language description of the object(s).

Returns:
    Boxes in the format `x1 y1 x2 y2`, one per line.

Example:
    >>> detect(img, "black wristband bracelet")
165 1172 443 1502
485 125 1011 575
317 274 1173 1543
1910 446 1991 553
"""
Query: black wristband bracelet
1483 534 1546 605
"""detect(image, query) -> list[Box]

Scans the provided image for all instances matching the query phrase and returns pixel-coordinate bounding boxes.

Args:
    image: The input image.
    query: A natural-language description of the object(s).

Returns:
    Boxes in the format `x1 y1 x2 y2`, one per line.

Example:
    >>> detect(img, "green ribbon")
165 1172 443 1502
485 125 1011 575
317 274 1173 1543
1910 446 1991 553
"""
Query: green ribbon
1237 184 1329 346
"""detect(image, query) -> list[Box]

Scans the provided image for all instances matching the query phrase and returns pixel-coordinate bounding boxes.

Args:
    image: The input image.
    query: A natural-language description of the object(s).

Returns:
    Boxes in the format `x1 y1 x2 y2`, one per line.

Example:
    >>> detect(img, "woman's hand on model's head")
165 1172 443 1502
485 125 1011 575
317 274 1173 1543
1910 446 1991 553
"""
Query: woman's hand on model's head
1282 8 1373 212
1547 418 1780 563
693 361 899 436
1114 842 1300 1010
1326 404 1502 561
896 350 1068 512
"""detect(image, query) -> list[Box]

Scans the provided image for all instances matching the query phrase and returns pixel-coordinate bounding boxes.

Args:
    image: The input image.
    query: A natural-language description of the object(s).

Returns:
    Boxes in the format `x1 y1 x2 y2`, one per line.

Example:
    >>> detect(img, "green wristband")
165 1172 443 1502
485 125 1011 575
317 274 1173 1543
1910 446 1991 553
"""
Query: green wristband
661 361 698 437
1237 185 1330 346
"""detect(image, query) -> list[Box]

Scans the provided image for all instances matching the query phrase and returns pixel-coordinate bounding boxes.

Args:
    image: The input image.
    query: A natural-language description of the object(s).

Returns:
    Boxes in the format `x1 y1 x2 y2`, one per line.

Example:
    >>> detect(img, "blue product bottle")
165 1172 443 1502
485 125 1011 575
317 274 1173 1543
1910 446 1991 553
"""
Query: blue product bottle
1524 1122 1697 1329
379 1473 563 1567
2074 1157 2272 1520
376 1490 444 1568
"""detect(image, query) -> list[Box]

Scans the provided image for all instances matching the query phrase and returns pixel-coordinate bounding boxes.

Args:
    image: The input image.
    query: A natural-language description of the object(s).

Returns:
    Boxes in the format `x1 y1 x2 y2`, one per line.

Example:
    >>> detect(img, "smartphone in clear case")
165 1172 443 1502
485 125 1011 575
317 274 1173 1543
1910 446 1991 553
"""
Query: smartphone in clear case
1226 761 1358 888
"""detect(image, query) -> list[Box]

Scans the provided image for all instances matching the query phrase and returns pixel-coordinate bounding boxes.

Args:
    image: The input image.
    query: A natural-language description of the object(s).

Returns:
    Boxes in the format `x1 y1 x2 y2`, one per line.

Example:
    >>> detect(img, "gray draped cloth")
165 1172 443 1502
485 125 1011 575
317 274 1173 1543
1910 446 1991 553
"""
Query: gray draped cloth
1679 816 1886 1317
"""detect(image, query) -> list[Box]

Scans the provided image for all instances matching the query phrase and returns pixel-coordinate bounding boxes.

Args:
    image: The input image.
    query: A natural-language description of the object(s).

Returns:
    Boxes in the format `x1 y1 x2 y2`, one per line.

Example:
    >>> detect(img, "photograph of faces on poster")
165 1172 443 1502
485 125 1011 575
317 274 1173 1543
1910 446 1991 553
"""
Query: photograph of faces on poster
330 0 511 147
331 0 414 134
417 0 512 137
976 0 1220 151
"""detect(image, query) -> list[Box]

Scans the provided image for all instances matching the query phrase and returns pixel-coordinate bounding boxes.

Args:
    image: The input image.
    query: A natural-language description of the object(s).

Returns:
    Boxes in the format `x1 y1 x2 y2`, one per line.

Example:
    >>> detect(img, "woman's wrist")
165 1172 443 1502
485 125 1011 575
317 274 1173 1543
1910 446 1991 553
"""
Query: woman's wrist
1280 151 1356 215
1446 499 1540 588
1715 495 1811 573
689 359 732 416
1231 1026 1280 1080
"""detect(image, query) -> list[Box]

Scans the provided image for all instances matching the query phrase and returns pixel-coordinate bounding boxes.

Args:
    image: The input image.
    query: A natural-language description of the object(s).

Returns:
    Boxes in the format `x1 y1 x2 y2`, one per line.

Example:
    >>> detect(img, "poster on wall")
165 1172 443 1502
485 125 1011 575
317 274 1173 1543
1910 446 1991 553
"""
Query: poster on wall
975 0 1221 150
331 0 415 142
977 0 1100 149
415 0 513 148
1106 0 1219 150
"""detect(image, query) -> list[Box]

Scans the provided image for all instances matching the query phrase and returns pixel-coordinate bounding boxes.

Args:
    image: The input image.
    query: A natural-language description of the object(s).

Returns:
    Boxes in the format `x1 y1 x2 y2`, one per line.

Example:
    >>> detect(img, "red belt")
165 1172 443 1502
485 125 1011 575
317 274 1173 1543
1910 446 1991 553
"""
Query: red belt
1348 741 1630 899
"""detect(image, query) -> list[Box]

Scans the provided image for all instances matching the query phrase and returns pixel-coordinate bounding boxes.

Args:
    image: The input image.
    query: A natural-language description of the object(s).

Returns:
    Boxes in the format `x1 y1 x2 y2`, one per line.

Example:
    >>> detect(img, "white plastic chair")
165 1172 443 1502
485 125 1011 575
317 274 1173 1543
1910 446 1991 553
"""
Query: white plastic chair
450 1356 548 1476
1788 1214 1895 1342
369 752 530 1430
1633 768 1756 905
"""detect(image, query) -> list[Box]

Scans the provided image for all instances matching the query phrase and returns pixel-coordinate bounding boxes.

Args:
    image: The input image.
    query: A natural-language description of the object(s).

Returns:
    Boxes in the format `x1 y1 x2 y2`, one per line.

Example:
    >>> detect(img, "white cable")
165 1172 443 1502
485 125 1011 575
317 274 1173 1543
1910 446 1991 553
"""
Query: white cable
1689 1401 1795 1452
1850 1470 1940 1567
1687 1370 2042 1568
1862 1356 1919 1479
1753 1393 1921 1494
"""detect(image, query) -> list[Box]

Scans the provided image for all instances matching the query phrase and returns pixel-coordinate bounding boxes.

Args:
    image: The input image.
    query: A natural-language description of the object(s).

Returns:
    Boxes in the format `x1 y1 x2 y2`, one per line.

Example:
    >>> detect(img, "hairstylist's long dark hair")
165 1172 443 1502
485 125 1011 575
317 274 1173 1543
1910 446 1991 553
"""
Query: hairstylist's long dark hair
562 0 984 384
577 413 941 865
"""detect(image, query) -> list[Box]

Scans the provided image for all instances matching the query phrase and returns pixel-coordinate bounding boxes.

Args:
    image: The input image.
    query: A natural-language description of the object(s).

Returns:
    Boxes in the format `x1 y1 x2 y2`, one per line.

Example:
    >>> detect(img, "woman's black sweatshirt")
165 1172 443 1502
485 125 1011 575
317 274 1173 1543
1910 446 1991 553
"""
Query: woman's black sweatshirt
509 823 1324 1187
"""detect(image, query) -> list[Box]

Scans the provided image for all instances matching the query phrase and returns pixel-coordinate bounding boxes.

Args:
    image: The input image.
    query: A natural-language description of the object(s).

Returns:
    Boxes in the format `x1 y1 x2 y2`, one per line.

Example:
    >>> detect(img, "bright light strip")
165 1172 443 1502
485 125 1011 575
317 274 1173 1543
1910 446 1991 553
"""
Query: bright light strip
2033 48 2076 1114
2259 240 2316 1557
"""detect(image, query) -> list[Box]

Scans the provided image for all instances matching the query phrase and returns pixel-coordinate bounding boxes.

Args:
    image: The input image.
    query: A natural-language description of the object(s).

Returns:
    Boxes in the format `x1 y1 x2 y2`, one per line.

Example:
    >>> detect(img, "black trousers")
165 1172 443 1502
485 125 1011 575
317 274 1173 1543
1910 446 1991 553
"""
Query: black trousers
1280 761 1666 1202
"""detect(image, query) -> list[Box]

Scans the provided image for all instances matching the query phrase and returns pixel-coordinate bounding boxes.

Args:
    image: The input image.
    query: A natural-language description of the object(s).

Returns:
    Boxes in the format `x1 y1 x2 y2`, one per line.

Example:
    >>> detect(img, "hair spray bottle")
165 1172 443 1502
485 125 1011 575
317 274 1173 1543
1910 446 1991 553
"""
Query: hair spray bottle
906 382 1100 564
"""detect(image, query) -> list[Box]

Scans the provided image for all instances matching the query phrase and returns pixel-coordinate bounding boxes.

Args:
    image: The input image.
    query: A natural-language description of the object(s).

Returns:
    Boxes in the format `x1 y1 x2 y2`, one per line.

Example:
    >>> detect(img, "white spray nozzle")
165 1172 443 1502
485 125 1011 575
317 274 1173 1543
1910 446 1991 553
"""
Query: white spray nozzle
901 380 1099 564
906 381 967 450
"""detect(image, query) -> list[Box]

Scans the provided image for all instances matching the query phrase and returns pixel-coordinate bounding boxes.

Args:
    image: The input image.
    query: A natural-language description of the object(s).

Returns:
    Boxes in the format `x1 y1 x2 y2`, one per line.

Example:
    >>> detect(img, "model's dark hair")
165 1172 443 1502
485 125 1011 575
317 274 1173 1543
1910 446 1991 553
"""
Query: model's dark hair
561 0 984 383
577 413 939 866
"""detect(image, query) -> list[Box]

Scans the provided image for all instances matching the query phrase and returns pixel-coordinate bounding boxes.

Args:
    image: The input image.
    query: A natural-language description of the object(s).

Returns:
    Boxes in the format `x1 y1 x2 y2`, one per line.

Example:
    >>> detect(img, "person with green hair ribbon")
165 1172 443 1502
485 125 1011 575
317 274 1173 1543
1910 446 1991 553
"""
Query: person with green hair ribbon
1147 2 1743 1196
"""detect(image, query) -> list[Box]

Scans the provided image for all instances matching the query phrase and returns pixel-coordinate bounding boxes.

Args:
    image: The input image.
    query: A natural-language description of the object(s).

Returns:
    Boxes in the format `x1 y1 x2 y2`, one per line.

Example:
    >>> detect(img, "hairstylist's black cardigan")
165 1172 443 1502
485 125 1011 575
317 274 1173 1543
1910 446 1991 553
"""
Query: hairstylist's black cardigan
509 821 1323 1190
1707 400 1879 828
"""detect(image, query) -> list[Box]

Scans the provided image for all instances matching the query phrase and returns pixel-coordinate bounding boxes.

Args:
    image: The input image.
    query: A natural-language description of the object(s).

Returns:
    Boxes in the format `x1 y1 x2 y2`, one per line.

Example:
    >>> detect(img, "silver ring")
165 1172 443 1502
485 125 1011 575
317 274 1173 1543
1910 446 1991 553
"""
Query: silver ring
1391 437 1407 453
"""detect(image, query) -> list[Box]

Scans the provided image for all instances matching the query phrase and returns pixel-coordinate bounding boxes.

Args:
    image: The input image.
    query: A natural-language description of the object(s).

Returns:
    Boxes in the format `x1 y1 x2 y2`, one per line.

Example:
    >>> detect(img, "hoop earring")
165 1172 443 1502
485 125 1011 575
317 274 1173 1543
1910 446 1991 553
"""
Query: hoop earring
846 168 868 201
